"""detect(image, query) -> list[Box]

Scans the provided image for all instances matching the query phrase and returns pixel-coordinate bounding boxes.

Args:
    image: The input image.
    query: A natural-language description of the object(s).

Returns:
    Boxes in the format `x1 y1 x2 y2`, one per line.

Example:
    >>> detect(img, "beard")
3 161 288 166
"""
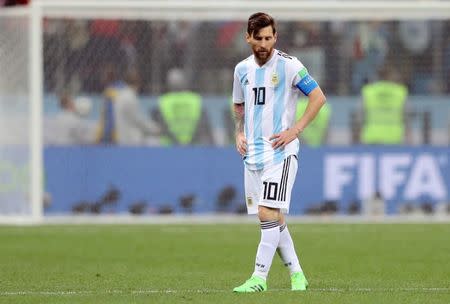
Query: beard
254 47 273 63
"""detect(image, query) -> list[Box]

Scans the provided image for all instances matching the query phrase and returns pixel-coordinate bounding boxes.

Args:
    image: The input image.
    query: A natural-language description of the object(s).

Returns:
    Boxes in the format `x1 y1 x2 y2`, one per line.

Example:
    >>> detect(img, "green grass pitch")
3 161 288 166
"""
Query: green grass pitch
0 223 449 303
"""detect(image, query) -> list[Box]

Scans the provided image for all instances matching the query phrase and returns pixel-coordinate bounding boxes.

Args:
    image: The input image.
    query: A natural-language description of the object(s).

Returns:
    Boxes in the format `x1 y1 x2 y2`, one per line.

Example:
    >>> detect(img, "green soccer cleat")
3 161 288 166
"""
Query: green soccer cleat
291 272 309 291
233 276 267 293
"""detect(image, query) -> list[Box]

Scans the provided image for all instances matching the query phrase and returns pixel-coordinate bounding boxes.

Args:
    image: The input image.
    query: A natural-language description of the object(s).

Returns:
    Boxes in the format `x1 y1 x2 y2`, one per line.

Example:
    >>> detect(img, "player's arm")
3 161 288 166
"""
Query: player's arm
291 87 326 135
271 66 326 149
234 102 247 155
232 65 247 155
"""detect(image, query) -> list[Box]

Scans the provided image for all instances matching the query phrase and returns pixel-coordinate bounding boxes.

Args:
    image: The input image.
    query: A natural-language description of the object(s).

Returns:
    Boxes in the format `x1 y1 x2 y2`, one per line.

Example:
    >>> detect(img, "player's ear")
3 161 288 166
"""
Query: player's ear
273 32 278 43
245 32 251 43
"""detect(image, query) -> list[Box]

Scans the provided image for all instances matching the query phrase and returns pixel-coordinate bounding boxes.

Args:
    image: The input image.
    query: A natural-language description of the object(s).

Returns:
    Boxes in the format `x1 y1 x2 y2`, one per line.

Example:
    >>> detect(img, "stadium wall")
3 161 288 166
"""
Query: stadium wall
43 146 450 216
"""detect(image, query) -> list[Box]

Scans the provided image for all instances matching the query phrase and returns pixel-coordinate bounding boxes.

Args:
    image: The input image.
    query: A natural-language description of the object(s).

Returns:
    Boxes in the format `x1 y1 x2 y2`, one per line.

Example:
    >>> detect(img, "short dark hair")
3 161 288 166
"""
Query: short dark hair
247 12 276 36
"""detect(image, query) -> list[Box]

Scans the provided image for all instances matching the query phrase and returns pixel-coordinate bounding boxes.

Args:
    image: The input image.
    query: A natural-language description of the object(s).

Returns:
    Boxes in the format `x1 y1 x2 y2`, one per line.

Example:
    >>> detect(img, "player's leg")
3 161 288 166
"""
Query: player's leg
252 205 281 280
276 156 309 291
233 205 281 293
233 167 268 293
278 212 303 275
278 213 308 290
235 157 297 292
242 167 260 215
234 168 281 293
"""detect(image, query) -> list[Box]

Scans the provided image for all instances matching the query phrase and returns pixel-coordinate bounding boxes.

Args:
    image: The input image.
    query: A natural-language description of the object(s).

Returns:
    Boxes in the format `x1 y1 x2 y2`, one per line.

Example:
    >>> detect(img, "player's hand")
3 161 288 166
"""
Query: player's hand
235 132 247 156
270 128 299 149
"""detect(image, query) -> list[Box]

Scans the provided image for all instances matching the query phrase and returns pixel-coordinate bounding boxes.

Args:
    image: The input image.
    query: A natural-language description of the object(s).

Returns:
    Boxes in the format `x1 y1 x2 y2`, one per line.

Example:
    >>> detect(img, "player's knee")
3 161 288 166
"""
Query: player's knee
258 206 280 222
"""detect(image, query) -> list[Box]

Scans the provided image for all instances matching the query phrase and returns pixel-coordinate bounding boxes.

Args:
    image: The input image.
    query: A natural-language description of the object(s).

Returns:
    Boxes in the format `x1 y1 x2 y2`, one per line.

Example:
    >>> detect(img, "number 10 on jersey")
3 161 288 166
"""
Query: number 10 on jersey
253 87 266 105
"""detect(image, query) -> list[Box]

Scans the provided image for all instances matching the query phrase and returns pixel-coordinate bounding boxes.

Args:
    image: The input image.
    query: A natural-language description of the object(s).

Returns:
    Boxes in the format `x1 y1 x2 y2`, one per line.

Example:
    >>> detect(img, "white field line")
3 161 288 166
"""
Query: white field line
2 214 450 226
1 287 449 296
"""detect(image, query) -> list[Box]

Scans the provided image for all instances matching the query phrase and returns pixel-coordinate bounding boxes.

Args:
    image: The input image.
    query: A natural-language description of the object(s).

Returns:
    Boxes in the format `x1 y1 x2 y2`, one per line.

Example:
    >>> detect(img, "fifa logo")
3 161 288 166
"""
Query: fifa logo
324 153 448 201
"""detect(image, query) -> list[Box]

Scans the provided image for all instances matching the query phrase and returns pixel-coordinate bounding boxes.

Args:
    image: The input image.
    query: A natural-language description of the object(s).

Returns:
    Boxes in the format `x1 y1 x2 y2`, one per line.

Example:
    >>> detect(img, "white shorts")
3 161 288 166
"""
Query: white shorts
244 155 298 214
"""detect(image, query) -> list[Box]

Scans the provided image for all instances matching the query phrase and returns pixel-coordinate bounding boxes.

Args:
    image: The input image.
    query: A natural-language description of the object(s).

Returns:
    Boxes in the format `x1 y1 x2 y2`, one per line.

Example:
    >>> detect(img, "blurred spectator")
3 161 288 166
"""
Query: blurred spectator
296 98 331 146
96 66 161 145
351 22 389 93
215 22 246 93
167 21 196 68
444 22 450 93
119 22 138 68
216 22 248 63
45 94 95 145
152 68 214 145
186 21 219 93
65 20 90 93
216 22 244 50
398 21 434 94
41 19 450 97
398 21 430 57
360 66 408 145
43 20 61 92
84 20 124 92
287 21 325 86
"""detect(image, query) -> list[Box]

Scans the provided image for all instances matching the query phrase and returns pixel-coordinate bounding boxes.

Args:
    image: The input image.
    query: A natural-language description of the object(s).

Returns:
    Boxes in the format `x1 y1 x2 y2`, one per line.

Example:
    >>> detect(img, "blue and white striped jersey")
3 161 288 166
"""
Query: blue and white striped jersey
232 49 318 170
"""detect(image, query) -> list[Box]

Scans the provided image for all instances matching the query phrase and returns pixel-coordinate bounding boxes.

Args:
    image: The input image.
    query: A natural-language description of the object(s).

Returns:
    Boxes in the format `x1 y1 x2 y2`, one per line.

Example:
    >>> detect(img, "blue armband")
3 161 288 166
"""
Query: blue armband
296 74 318 95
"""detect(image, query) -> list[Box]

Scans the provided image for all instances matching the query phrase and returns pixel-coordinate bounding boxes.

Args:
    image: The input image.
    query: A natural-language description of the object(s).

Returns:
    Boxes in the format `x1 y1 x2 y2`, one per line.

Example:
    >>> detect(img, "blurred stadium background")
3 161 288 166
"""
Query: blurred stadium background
0 0 450 222
1 1 450 303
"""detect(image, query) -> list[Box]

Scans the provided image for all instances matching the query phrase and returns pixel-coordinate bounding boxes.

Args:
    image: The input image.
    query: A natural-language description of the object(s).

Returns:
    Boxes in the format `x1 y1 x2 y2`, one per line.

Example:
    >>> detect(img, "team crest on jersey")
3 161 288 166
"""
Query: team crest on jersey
271 73 279 86
246 197 253 206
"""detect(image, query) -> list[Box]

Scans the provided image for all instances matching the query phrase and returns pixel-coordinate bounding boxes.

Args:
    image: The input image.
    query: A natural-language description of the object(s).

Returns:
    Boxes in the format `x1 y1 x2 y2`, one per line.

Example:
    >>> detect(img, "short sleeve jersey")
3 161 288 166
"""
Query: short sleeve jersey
232 49 318 170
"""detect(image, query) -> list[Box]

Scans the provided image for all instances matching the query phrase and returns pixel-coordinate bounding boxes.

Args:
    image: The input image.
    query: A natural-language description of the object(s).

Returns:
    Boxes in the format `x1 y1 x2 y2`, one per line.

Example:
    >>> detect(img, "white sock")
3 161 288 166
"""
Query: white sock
277 223 303 274
252 221 280 280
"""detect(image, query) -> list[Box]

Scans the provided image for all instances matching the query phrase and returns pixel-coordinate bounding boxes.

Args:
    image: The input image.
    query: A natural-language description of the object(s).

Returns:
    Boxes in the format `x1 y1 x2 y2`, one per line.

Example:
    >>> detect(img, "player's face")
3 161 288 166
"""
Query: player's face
246 26 277 64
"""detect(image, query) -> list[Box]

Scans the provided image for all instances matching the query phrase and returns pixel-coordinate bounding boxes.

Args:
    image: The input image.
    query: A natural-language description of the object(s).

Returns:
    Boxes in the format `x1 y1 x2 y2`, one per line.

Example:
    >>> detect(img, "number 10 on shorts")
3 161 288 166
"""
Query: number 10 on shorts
263 181 279 201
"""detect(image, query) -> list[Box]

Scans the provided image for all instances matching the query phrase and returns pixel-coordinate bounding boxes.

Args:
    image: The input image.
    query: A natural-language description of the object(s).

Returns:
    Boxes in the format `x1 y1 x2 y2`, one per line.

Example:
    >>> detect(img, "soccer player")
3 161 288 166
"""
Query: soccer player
232 12 326 293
